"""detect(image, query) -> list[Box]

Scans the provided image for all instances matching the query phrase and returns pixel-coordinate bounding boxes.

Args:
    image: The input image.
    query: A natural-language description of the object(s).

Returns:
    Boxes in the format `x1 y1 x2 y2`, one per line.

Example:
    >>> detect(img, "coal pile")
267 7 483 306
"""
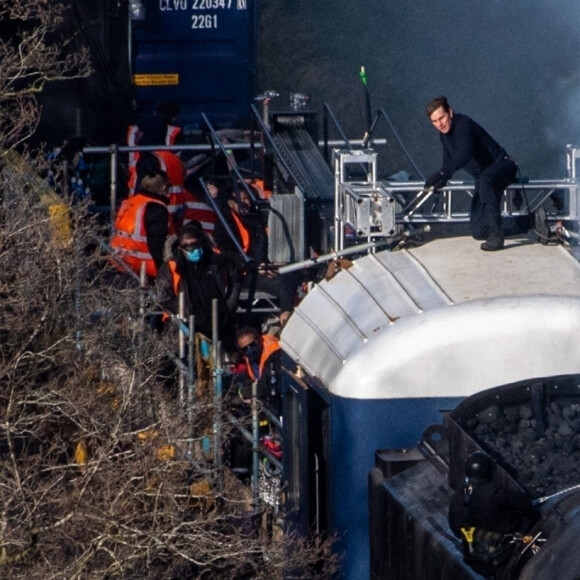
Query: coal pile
463 390 580 498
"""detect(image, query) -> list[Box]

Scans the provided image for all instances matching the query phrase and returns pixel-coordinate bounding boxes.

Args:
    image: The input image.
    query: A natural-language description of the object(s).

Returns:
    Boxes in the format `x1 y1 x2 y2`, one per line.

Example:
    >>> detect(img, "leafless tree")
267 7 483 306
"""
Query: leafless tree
0 152 339 580
0 3 339 578
0 0 91 150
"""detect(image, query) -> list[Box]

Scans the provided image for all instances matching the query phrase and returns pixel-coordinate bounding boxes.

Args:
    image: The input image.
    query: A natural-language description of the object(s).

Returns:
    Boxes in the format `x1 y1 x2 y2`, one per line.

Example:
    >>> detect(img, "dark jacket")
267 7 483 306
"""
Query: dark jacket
143 191 170 271
449 478 537 536
213 203 269 267
238 334 282 411
439 113 508 180
156 236 239 348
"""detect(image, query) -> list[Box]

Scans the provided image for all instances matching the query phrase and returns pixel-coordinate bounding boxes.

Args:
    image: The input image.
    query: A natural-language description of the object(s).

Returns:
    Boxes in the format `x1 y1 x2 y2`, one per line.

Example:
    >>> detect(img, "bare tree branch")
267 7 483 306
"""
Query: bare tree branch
0 3 340 578
0 1 91 148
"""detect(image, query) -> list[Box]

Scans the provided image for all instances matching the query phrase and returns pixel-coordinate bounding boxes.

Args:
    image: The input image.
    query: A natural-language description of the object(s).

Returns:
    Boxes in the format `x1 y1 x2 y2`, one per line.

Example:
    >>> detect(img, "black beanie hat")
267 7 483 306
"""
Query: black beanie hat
178 222 207 245
135 152 166 191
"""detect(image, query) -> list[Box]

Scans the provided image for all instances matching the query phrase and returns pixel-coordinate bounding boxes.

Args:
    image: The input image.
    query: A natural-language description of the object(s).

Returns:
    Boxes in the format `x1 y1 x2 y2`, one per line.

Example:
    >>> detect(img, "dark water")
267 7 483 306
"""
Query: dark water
259 0 580 180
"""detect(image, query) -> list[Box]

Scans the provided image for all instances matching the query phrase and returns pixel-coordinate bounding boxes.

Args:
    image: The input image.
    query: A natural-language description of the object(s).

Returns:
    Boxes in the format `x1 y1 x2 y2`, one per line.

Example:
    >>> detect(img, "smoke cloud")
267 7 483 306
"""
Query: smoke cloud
260 0 580 179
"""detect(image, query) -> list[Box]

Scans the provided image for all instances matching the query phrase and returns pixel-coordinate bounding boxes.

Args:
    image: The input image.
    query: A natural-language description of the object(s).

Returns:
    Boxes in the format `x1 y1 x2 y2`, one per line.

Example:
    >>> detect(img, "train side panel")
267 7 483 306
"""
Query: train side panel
282 364 464 579
132 0 258 129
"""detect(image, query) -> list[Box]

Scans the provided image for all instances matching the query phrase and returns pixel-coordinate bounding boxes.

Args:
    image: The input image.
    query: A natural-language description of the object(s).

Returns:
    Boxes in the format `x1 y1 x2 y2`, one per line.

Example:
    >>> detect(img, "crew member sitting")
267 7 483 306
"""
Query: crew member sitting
234 326 282 412
214 184 298 326
448 450 539 577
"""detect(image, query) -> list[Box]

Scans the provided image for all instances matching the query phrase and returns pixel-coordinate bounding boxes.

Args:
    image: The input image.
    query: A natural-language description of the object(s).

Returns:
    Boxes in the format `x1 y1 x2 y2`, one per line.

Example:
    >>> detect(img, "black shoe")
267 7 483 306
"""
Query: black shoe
480 235 504 251
534 207 550 245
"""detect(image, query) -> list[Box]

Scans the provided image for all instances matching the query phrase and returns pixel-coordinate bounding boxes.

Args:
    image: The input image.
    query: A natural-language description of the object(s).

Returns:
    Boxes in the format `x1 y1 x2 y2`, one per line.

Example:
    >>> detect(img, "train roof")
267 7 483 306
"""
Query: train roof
280 235 580 399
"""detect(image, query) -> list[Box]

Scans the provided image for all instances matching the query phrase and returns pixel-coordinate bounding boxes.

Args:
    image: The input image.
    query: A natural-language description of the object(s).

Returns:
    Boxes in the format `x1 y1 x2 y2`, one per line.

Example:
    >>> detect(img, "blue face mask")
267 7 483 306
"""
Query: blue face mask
183 247 203 263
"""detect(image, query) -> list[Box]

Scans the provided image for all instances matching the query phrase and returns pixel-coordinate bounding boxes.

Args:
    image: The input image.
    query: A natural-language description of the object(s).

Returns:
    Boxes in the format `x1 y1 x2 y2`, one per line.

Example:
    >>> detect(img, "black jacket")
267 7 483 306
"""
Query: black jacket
213 199 269 267
449 478 537 536
141 190 169 271
439 113 508 180
156 238 240 348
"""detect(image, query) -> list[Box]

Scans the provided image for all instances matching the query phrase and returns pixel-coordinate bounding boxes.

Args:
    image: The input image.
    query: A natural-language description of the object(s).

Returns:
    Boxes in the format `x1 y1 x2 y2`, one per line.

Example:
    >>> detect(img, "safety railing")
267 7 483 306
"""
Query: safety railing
382 179 580 225
94 238 282 506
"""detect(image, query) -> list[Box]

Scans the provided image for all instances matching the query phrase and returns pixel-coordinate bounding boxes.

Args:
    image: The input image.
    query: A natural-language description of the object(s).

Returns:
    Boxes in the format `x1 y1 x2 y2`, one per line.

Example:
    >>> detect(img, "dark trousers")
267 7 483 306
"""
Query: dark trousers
471 158 518 240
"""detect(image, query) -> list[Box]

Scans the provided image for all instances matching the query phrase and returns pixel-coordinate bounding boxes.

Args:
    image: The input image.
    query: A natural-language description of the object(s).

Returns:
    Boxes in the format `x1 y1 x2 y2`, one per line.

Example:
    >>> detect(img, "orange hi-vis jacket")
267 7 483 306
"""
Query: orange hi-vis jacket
156 150 185 193
159 260 181 324
165 124 182 145
230 209 252 253
245 334 280 381
246 178 272 200
179 189 218 239
155 150 191 236
158 151 217 239
110 193 166 277
125 132 183 198
167 259 181 296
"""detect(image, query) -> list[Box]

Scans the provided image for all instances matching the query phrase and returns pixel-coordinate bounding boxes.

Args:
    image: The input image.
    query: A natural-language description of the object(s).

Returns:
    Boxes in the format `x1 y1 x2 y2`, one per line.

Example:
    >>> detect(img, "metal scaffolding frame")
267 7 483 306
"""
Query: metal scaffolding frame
331 145 580 248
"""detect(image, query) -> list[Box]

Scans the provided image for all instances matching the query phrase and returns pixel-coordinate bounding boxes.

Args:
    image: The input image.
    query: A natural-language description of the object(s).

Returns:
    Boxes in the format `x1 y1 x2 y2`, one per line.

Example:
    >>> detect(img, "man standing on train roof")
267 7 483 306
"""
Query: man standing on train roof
424 95 548 251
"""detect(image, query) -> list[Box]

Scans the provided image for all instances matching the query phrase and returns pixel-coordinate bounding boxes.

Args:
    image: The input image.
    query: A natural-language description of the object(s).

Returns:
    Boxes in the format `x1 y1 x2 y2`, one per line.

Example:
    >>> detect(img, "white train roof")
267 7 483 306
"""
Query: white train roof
280 236 580 399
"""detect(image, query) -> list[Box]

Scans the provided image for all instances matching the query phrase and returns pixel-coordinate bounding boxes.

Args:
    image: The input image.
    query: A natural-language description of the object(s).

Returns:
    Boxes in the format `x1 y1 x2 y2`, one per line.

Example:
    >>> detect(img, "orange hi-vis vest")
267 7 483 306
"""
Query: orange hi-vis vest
180 189 218 239
159 260 181 323
246 334 280 381
230 209 252 253
125 133 183 198
246 178 272 200
167 260 181 296
155 150 190 236
156 150 184 193
110 193 166 277
156 150 184 206
165 125 182 145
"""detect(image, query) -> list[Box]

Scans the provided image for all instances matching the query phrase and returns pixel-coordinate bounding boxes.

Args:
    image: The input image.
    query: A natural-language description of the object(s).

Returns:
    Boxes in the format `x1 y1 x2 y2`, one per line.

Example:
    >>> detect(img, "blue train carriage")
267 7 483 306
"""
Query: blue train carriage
130 0 258 129
279 234 580 579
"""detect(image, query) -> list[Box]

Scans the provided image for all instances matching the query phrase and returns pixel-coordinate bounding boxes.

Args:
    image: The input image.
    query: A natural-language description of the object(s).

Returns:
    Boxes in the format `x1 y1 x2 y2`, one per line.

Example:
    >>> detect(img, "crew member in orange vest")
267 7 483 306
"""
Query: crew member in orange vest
110 152 171 278
154 149 186 235
136 127 217 240
214 184 297 325
156 101 183 146
160 151 218 239
226 325 282 480
235 326 281 410
126 103 183 196
182 171 219 239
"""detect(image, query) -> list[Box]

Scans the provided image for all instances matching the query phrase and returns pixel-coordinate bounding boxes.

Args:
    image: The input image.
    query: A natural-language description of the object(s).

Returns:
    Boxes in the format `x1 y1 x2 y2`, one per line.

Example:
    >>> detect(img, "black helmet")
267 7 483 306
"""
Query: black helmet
465 451 494 480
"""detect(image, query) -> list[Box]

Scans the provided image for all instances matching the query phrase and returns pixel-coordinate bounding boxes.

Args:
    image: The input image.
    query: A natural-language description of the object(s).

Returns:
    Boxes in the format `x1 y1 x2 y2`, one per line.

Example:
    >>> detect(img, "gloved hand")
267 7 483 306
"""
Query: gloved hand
424 171 447 191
